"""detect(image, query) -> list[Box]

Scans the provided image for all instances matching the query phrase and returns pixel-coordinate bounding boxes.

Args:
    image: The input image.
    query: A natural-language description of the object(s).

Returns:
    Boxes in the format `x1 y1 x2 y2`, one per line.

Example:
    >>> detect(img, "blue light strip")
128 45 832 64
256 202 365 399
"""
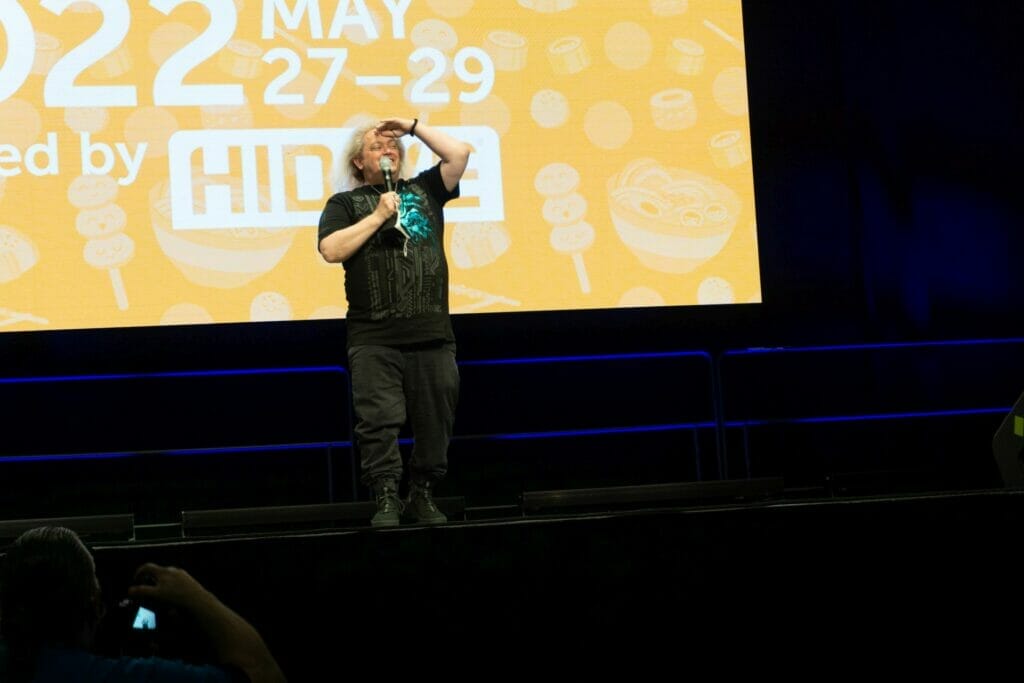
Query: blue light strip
0 441 354 463
394 423 715 445
0 451 146 464
463 422 716 441
726 337 1024 356
0 365 348 385
1 341 1016 465
726 406 1010 427
1 405 1008 464
163 441 354 457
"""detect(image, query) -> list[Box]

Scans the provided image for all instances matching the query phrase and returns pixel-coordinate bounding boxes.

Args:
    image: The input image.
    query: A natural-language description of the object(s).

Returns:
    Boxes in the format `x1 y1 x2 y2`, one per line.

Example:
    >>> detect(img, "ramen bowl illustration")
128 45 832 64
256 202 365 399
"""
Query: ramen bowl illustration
149 175 298 289
608 158 740 273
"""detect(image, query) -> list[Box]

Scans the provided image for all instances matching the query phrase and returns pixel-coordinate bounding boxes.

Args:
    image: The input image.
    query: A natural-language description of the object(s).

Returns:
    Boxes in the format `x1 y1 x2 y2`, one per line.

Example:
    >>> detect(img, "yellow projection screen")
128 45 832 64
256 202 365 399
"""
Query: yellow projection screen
0 0 760 331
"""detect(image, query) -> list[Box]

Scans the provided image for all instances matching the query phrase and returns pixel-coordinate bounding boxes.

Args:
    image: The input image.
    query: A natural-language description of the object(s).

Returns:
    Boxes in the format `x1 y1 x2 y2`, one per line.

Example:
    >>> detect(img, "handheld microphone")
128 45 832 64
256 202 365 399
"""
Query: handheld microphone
378 156 409 241
380 157 394 193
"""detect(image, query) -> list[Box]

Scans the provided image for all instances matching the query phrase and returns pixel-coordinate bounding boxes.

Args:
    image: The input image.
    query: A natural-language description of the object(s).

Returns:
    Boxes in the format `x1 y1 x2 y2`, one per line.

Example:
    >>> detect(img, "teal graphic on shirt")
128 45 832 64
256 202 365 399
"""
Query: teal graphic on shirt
399 185 435 244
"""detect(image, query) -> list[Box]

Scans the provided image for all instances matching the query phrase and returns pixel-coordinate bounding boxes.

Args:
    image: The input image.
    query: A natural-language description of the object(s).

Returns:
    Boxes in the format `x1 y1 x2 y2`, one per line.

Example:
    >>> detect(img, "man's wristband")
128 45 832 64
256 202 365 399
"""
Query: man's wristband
409 118 418 138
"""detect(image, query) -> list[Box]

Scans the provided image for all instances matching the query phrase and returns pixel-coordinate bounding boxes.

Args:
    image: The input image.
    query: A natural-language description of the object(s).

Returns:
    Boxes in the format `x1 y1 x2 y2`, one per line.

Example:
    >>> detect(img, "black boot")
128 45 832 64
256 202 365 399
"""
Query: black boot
405 481 447 525
371 481 403 528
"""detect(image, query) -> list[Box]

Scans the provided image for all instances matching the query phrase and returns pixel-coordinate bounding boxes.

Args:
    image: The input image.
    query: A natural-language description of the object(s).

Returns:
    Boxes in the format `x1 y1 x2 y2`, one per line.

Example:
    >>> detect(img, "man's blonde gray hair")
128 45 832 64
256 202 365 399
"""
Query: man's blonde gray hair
336 123 406 190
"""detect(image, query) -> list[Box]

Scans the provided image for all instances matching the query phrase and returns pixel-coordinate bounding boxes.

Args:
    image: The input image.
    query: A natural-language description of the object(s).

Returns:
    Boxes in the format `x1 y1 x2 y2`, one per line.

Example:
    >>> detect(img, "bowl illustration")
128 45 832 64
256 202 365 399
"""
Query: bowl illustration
149 175 298 289
607 158 740 273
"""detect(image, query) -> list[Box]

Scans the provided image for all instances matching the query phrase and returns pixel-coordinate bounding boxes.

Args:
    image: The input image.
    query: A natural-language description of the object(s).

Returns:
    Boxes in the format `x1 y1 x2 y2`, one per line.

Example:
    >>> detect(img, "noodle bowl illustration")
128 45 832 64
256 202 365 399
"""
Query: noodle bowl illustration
608 158 740 273
149 175 298 289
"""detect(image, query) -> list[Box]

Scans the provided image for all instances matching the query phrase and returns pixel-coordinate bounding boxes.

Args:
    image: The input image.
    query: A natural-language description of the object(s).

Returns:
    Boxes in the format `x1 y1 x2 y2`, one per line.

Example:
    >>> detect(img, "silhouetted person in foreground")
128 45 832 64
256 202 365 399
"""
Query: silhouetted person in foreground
0 526 285 682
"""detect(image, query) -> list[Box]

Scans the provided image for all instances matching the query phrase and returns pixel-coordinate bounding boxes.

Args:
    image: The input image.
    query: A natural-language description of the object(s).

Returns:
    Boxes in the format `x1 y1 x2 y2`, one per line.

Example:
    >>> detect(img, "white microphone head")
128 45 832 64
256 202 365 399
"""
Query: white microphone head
380 157 392 173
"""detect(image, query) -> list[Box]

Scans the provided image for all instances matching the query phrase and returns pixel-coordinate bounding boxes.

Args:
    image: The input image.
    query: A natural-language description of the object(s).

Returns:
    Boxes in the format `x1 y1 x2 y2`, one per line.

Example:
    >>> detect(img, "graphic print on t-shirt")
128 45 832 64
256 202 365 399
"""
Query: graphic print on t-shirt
362 181 445 321
398 184 436 246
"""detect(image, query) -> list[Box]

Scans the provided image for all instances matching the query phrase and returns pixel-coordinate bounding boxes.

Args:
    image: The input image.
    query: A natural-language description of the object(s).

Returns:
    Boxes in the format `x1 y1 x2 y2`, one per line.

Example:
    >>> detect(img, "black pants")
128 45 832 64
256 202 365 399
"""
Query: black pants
348 343 459 490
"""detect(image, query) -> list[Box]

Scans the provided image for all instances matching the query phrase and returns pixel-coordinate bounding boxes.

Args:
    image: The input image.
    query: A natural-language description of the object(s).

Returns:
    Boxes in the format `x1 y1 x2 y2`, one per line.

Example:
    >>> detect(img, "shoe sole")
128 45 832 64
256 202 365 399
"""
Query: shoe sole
404 517 447 525
370 519 400 528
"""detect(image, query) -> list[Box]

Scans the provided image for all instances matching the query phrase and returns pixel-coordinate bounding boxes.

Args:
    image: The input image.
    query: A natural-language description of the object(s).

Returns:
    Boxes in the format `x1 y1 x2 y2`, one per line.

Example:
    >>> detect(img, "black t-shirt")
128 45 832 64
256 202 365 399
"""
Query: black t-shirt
318 163 459 347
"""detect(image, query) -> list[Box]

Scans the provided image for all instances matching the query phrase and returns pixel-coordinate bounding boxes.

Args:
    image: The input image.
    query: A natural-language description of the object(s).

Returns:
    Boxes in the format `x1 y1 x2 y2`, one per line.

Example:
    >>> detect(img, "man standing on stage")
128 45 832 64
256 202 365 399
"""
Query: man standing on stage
317 117 471 527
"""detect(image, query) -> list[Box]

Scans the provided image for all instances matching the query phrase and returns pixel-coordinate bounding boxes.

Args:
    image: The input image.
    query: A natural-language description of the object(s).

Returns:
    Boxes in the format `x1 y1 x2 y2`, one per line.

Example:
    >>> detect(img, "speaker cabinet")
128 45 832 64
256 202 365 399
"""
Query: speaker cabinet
993 391 1024 487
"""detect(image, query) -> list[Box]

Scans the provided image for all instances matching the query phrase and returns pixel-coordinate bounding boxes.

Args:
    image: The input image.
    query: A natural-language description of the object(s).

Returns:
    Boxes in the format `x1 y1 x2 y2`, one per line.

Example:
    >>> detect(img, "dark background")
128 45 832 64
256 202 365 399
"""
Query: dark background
2 0 1023 523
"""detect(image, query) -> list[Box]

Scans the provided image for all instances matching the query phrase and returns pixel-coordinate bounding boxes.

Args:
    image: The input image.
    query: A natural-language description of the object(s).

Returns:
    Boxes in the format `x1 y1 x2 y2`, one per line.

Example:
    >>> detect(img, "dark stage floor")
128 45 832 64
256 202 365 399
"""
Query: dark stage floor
4 485 1010 674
